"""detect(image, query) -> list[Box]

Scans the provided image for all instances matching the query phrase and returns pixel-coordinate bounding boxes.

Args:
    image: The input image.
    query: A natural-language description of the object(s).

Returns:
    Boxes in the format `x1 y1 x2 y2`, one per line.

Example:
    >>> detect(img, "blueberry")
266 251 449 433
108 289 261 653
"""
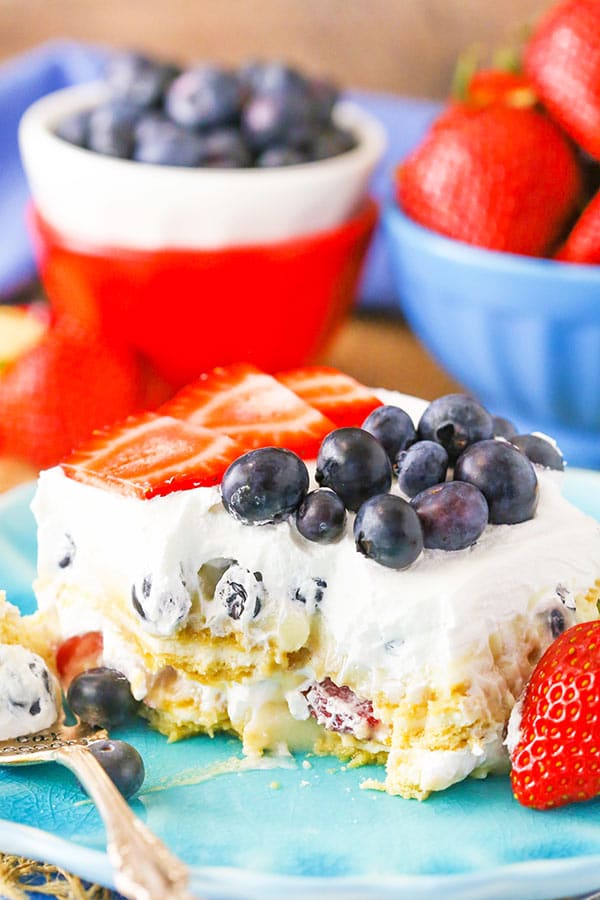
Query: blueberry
241 91 315 152
166 66 242 130
87 102 139 158
221 447 309 525
418 394 494 463
237 59 264 95
492 415 517 439
88 739 145 799
200 128 252 167
316 428 392 512
361 405 416 464
198 558 237 599
293 577 327 612
57 533 76 569
130 573 190 635
214 566 264 620
133 111 171 143
354 494 423 569
396 440 448 498
134 119 206 166
309 78 340 123
242 62 309 99
454 439 538 524
548 607 566 639
106 52 179 109
67 667 138 728
54 110 90 148
309 127 356 160
410 481 488 551
296 489 346 543
510 434 564 471
256 146 307 167
224 582 252 619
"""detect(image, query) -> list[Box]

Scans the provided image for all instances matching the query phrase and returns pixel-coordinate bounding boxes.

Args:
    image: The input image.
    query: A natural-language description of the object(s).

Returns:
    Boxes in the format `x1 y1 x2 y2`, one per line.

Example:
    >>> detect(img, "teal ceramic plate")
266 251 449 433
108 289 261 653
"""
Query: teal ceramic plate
1 474 600 900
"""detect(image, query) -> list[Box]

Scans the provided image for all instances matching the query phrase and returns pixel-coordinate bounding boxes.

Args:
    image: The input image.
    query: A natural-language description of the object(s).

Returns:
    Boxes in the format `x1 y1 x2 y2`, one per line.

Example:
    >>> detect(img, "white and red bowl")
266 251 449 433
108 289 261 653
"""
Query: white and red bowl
19 83 385 386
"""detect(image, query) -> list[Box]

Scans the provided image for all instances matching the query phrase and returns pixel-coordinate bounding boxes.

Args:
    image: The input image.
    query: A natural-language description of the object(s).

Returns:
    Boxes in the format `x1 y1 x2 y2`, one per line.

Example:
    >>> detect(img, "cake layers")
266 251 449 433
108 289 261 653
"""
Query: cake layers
32 387 600 798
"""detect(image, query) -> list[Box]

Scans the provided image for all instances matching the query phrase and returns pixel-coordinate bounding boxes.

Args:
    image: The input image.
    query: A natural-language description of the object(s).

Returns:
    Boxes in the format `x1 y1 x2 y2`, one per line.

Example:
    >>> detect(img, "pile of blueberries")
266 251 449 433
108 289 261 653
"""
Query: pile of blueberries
55 51 356 168
221 393 564 570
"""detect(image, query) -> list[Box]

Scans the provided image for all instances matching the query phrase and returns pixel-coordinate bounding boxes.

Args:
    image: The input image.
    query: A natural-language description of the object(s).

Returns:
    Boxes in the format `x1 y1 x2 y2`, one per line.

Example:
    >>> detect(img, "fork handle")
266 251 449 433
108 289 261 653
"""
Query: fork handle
57 744 197 900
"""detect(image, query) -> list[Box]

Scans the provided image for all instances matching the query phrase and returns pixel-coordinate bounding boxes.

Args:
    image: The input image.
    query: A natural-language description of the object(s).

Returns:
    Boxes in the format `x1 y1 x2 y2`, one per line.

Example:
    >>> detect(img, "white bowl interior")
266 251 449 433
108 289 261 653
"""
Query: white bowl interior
19 82 386 250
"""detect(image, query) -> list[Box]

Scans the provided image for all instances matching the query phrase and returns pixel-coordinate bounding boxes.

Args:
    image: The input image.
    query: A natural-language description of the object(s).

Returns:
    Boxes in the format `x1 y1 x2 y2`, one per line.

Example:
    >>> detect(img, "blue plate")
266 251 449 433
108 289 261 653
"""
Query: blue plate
1 474 600 900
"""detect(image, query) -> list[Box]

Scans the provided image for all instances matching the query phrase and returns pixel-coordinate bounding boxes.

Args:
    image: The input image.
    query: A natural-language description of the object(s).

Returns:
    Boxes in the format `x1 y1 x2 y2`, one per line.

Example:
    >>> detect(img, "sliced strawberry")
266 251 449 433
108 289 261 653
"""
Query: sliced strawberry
56 631 103 688
62 412 245 499
303 677 382 739
161 362 335 458
276 366 382 428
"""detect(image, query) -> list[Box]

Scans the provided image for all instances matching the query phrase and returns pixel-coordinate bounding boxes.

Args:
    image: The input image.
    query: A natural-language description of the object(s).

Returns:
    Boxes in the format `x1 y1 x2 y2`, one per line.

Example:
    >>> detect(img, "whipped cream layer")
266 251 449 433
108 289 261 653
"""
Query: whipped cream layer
0 644 57 740
32 390 600 794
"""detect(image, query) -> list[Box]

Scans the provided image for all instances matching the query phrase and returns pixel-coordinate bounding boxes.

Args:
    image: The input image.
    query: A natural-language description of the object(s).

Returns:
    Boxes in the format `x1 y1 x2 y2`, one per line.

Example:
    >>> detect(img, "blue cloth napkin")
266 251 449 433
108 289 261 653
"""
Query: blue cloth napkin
0 42 440 309
0 42 105 299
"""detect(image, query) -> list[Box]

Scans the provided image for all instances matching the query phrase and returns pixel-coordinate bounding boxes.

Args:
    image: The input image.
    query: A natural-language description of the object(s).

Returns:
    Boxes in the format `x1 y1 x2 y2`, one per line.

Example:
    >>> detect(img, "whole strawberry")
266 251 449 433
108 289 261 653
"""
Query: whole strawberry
0 318 144 469
525 0 600 161
556 189 600 263
510 621 600 810
397 104 582 256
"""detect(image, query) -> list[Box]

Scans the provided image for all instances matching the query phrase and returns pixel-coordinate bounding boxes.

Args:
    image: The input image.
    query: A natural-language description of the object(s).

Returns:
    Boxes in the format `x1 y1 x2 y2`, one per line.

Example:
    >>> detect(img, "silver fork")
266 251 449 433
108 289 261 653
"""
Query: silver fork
0 715 196 900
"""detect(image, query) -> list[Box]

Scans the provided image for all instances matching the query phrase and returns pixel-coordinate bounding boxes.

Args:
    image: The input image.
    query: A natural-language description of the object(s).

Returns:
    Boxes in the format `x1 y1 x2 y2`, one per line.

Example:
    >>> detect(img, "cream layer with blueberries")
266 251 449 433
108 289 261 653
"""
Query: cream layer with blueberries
0 592 58 740
31 364 600 799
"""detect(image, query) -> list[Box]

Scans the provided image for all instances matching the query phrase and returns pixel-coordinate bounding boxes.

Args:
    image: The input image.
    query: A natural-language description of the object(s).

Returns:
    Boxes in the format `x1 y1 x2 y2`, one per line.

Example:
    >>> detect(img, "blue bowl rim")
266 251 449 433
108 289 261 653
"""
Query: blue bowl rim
383 202 600 284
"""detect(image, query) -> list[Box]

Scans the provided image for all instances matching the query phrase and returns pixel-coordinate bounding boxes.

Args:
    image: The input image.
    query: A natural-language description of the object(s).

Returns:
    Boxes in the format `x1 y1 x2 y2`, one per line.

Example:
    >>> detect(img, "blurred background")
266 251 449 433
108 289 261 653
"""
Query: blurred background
2 0 599 487
1 0 547 97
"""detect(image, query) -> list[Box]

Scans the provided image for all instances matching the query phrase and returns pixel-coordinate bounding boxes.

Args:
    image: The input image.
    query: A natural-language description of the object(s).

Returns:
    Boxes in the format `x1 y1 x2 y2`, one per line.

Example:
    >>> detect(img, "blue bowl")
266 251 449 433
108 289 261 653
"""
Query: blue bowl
383 203 600 468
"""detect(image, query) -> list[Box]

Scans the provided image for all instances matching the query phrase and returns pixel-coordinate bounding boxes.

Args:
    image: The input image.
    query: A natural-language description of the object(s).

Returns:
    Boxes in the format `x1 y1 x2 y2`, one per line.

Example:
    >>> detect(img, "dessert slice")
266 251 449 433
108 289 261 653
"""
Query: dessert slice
32 364 600 799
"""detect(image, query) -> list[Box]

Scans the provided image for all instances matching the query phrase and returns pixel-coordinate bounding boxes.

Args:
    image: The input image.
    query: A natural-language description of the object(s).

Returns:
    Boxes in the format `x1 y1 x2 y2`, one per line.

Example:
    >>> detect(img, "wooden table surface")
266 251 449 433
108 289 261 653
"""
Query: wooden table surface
0 313 461 494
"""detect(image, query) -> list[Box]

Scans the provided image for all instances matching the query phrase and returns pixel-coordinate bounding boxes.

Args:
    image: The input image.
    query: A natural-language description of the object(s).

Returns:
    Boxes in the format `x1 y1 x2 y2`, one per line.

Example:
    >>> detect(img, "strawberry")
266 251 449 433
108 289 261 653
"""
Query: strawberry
0 319 144 469
61 412 246 499
161 362 336 459
525 0 600 161
303 677 382 738
556 190 600 263
276 366 382 428
510 621 600 810
56 631 103 688
397 104 583 256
